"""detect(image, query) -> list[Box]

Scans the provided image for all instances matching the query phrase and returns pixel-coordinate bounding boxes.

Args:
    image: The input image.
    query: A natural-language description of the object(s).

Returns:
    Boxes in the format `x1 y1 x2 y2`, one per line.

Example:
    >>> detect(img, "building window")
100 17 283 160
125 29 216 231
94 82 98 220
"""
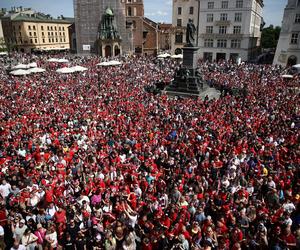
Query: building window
208 2 214 9
64 38 66 42
47 26 49 30
42 32 44 36
49 39 51 43
128 7 132 16
30 39 33 43
35 39 37 43
295 14 300 23
204 39 214 47
217 39 227 48
177 19 182 27
52 38 54 42
34 32 36 36
207 14 214 22
221 1 228 9
291 33 299 44
42 38 45 43
62 27 65 31
231 39 241 48
59 27 61 31
28 25 31 30
56 38 58 42
33 25 36 30
220 13 228 21
29 32 32 36
219 26 227 34
236 0 243 8
233 26 241 34
235 13 242 22
55 27 57 30
190 7 194 15
41 26 44 30
206 26 213 34
178 7 182 15
132 20 136 29
175 32 183 43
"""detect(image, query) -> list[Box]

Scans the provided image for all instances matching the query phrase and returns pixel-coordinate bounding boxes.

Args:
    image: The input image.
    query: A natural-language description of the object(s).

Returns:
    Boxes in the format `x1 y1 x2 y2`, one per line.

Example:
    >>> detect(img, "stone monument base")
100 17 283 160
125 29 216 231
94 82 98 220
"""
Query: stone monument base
164 46 204 96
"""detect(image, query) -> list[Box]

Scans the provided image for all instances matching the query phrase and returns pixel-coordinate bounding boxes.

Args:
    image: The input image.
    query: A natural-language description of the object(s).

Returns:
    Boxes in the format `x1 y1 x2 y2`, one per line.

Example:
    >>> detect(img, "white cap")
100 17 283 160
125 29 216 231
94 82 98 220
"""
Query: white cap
0 225 4 236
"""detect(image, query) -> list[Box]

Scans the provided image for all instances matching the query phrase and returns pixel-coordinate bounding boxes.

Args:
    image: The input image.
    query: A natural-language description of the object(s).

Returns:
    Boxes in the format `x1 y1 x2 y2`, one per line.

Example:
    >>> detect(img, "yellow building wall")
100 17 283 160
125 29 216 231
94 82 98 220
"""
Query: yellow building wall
10 20 71 52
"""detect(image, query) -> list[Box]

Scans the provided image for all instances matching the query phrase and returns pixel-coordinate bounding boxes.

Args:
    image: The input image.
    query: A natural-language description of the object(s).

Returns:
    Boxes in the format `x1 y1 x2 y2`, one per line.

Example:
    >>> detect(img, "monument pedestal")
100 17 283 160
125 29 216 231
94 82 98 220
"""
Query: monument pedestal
165 46 203 96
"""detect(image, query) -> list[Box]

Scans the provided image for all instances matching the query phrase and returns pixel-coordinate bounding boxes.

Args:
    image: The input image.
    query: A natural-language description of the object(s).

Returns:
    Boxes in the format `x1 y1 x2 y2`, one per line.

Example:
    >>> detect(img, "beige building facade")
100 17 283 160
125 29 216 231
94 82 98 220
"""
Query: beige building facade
273 0 300 66
1 9 71 53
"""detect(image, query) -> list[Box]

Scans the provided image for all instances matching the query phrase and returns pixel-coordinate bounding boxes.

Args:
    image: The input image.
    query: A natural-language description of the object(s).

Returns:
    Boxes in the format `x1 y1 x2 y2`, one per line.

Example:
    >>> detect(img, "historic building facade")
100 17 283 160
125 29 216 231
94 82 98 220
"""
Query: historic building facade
1 7 71 53
199 0 264 62
273 0 300 66
171 0 200 55
171 0 264 61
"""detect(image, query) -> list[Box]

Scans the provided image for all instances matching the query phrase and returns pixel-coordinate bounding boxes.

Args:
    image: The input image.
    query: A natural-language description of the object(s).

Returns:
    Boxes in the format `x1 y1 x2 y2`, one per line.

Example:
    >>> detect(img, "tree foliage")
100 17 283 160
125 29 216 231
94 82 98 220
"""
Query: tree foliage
261 25 281 49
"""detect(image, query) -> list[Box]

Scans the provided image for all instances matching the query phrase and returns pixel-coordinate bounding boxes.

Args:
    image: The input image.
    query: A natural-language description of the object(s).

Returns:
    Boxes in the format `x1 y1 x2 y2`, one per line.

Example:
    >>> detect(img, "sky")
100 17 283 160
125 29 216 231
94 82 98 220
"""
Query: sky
0 0 286 27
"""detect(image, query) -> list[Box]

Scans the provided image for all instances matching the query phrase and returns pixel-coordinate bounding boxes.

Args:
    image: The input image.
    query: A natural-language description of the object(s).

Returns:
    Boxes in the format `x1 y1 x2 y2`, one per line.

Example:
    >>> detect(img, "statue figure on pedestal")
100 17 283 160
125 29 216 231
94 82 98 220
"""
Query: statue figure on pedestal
186 19 196 47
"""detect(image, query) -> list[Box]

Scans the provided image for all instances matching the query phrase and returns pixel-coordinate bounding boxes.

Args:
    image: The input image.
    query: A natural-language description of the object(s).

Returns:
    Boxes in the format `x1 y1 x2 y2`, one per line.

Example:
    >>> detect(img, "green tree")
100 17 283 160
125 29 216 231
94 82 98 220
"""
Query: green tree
261 25 281 49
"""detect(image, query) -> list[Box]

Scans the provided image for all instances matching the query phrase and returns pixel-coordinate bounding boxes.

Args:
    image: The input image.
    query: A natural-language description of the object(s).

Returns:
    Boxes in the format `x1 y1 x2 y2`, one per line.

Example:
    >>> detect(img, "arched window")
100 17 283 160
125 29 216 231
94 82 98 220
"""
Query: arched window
128 7 132 16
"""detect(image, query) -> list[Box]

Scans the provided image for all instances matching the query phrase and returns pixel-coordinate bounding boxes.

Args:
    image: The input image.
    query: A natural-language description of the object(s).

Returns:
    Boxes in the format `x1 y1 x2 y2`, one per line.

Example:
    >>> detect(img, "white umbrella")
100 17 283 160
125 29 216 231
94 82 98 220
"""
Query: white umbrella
28 62 38 68
12 63 29 69
47 58 59 62
171 54 183 59
0 52 8 56
57 58 69 63
28 67 46 73
292 64 300 69
71 65 88 72
282 74 293 79
157 53 171 58
108 60 122 66
56 67 76 74
97 61 109 66
10 69 31 76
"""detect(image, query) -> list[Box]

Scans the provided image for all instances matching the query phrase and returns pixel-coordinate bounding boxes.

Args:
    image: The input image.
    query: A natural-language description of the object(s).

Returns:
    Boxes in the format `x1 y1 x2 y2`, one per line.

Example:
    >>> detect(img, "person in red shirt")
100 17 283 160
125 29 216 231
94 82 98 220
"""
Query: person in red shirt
54 207 66 224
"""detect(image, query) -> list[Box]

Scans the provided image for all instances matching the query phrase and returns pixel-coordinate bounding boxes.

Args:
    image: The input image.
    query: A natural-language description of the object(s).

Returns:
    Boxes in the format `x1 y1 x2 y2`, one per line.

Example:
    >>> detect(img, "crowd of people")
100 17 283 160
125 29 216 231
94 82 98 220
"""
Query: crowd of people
0 53 299 250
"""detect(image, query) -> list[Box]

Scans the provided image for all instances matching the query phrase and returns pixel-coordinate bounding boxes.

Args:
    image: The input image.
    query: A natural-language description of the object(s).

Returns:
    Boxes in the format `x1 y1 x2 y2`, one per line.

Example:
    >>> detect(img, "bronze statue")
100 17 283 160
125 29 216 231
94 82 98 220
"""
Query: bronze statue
186 19 196 47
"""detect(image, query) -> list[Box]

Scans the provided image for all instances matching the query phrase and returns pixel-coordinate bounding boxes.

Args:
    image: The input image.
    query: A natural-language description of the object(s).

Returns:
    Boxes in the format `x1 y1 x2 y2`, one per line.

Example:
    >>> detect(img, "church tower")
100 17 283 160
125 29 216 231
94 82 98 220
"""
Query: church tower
74 0 130 54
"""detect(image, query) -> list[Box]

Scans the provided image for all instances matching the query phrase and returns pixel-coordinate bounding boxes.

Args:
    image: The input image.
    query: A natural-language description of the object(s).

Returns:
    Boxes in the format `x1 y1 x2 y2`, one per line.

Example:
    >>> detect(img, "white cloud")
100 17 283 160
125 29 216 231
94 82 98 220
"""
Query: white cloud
145 10 168 17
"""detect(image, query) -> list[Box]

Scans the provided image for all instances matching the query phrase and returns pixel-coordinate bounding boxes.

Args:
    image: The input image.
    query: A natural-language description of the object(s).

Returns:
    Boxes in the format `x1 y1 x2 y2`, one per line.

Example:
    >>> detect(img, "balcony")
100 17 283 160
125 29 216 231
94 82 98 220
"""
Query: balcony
214 20 231 26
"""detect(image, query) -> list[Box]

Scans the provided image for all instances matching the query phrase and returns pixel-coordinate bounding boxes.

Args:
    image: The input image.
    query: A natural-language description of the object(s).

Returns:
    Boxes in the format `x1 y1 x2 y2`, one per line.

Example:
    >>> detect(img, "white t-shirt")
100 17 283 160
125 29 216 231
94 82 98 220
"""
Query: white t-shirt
45 231 57 248
10 244 26 250
0 183 11 198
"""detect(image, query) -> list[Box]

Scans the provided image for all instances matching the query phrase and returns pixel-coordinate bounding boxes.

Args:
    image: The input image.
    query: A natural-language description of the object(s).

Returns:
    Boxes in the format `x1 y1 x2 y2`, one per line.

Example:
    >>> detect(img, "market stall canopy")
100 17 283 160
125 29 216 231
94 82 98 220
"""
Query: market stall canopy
47 58 59 62
157 53 171 58
171 54 183 59
282 74 293 79
12 63 29 69
28 62 38 68
47 58 69 63
0 52 8 56
10 69 31 76
71 65 88 72
56 67 76 74
28 67 46 73
57 58 69 63
97 60 122 66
